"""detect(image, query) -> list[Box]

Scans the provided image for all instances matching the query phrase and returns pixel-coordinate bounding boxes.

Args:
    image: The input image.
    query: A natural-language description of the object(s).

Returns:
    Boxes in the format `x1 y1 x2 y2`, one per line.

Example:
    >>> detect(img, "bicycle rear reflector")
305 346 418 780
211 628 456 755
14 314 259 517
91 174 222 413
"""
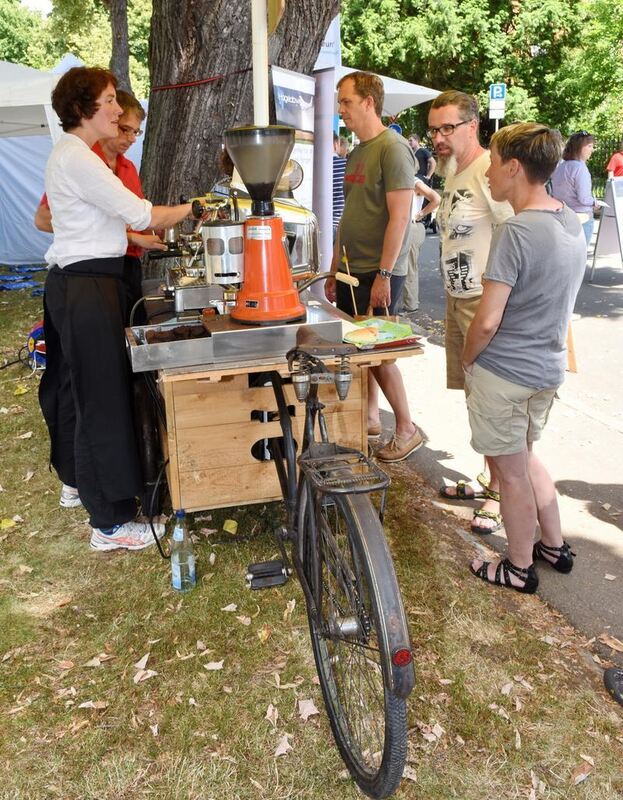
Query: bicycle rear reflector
391 648 413 667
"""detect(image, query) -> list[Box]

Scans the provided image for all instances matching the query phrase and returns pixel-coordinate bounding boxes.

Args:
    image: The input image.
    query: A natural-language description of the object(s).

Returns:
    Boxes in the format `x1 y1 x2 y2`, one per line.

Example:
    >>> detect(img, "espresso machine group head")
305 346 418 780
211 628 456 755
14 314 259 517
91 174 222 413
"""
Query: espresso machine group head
224 125 305 326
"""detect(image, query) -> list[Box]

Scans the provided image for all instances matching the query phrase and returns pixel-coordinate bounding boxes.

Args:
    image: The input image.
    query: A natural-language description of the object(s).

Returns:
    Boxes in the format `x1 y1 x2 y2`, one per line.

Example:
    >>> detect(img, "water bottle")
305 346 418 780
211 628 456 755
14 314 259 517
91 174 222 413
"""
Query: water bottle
170 510 196 592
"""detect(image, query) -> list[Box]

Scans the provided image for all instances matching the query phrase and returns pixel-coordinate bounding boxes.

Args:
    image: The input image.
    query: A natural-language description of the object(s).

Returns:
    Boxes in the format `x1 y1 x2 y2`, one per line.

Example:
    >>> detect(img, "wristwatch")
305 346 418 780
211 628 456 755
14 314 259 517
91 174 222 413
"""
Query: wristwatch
378 268 392 279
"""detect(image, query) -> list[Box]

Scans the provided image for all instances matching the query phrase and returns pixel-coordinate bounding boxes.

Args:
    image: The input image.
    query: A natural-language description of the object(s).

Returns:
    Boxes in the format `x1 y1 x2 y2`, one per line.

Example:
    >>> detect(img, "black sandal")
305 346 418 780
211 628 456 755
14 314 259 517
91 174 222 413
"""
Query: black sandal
439 472 488 502
604 668 623 707
532 540 575 574
470 557 539 594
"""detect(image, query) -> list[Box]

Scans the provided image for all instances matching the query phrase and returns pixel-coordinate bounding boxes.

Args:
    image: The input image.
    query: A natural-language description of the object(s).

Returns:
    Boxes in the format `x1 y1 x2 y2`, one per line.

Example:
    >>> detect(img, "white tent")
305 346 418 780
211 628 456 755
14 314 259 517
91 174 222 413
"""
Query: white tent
0 60 60 139
333 65 439 117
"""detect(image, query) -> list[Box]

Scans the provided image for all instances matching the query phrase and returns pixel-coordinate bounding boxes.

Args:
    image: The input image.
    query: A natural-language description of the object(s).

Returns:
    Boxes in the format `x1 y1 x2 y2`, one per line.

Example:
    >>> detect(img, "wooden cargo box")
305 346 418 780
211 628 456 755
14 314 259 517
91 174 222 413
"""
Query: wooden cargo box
158 362 367 512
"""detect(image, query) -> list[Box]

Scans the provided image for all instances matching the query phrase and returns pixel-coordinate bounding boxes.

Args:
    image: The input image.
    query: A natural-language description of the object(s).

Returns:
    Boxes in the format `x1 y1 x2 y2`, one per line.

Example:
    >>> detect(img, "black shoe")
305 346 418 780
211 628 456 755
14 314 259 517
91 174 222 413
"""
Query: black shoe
604 668 623 706
532 540 575 574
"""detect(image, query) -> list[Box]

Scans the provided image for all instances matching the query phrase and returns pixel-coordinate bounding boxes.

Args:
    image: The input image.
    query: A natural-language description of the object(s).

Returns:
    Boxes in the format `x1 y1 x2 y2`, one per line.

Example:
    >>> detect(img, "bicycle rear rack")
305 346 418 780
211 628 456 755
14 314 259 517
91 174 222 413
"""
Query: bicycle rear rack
300 442 390 495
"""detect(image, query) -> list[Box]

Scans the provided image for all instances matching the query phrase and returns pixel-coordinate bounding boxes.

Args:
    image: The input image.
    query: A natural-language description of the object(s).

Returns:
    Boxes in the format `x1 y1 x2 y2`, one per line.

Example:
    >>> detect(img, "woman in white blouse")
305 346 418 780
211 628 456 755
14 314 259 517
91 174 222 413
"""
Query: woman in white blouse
40 66 193 552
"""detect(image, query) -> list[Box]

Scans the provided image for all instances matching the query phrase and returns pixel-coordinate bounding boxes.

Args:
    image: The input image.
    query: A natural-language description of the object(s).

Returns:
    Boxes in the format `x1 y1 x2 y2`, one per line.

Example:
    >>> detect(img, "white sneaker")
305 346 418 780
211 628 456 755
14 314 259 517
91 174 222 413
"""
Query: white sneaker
60 484 82 508
90 520 166 551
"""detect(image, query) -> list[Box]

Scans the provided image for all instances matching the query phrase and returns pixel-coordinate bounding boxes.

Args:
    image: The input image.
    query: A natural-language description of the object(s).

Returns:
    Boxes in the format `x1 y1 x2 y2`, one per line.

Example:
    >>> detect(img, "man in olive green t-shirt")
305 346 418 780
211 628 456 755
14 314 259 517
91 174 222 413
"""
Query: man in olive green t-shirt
325 71 423 463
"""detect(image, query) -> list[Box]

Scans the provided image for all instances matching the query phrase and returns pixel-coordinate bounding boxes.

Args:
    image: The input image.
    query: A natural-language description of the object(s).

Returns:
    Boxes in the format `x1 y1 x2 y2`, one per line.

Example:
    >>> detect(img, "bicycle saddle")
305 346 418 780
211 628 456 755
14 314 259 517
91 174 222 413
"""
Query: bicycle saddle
296 326 357 357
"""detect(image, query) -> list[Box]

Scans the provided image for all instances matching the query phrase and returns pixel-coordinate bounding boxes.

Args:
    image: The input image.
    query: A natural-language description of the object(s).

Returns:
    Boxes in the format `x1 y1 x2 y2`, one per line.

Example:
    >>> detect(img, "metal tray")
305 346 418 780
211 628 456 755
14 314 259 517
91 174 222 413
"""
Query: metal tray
126 300 345 373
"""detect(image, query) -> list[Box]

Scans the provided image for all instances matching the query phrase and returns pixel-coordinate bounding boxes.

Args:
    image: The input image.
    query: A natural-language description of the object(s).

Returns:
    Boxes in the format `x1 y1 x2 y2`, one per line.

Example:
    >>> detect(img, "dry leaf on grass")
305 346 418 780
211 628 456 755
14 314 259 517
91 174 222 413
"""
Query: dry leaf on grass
175 650 195 661
57 660 74 671
598 633 623 653
23 470 35 482
16 564 33 575
0 519 16 530
571 761 593 785
196 640 207 651
133 669 158 683
83 653 114 668
540 635 560 646
17 430 33 439
188 697 198 706
274 733 292 757
501 682 513 695
257 624 272 643
403 765 417 782
150 724 159 736
220 603 237 612
515 729 522 750
204 660 224 671
298 698 320 722
283 599 296 621
236 615 251 626
134 653 150 670
265 703 278 727
78 700 109 710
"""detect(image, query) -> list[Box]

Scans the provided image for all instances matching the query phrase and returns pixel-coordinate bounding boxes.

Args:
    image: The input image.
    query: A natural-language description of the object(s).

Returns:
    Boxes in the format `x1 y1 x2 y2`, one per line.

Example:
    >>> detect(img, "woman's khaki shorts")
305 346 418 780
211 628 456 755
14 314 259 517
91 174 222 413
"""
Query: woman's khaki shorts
464 362 557 456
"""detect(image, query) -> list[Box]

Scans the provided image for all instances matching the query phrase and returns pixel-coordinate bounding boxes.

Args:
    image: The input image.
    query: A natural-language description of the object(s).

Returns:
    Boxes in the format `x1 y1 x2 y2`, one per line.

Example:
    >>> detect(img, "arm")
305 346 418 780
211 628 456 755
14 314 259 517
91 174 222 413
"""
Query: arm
148 204 192 229
576 164 595 208
34 203 53 233
324 225 340 303
426 155 436 179
370 188 413 308
462 280 512 368
414 182 440 220
128 231 167 251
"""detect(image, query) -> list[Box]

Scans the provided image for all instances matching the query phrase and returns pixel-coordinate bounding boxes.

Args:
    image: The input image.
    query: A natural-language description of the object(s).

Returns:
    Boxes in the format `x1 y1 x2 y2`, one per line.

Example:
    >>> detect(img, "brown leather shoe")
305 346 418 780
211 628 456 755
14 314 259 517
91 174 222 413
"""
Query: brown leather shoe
375 427 424 462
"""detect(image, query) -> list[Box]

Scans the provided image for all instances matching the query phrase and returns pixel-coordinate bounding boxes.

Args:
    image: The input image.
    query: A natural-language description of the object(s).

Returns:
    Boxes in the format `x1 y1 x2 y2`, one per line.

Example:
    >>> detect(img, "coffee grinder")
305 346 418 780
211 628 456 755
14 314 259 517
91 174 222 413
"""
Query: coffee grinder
224 124 305 325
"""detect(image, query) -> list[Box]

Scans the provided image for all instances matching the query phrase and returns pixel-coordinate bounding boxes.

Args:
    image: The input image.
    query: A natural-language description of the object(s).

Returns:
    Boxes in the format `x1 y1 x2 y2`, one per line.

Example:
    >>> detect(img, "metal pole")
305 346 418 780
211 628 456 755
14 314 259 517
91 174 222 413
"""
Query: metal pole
251 0 270 126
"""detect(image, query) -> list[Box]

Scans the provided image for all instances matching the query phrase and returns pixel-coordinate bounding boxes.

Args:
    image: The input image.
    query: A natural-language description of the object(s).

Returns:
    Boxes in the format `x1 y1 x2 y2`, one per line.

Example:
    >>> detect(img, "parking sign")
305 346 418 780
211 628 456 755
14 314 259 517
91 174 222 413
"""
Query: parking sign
489 83 506 100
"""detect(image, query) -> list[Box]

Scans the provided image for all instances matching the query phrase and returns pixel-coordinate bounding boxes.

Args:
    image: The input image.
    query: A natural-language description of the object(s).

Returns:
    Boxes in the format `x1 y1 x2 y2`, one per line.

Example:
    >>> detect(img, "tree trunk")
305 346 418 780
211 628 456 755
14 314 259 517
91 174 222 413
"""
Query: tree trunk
108 0 132 93
142 0 339 204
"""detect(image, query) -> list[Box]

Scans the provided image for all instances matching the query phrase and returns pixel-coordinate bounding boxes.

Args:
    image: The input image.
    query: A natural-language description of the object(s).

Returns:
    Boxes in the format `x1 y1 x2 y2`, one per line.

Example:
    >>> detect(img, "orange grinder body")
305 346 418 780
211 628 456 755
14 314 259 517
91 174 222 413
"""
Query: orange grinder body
231 215 305 325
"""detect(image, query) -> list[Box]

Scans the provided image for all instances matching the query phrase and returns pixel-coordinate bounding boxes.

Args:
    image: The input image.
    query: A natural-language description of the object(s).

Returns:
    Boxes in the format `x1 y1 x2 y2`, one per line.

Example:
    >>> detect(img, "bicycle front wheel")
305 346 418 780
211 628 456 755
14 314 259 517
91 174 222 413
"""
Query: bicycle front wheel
301 484 411 799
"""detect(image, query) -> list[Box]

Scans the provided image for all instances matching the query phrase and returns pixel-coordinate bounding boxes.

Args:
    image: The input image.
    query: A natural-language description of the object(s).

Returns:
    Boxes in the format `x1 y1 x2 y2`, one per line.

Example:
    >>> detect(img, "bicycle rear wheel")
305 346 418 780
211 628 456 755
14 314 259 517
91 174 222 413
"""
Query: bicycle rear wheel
301 483 412 798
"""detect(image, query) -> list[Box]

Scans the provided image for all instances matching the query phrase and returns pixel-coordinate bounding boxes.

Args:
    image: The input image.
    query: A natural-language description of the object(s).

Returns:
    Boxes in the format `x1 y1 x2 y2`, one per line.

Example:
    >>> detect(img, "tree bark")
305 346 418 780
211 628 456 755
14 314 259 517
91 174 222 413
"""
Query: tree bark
142 0 339 204
108 0 132 93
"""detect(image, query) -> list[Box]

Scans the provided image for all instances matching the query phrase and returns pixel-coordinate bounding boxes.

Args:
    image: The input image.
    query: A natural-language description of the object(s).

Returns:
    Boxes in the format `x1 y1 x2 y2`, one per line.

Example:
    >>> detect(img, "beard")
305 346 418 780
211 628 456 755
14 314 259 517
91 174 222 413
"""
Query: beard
435 153 457 178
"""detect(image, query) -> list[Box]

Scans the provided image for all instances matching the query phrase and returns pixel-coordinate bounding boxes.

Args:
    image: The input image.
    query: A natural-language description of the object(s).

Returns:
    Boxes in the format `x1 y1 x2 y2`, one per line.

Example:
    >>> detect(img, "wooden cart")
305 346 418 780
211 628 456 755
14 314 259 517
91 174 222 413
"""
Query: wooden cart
156 346 422 512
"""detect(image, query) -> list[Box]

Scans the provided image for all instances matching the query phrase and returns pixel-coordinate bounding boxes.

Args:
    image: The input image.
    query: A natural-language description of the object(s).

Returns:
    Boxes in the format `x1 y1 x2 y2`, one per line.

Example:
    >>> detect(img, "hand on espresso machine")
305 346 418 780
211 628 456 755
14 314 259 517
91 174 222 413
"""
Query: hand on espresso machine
129 231 167 251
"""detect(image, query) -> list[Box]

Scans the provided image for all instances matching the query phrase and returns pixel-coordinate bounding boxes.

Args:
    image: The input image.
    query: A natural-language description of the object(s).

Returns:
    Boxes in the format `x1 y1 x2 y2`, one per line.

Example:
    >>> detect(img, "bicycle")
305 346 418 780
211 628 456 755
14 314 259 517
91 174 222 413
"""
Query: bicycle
247 326 415 799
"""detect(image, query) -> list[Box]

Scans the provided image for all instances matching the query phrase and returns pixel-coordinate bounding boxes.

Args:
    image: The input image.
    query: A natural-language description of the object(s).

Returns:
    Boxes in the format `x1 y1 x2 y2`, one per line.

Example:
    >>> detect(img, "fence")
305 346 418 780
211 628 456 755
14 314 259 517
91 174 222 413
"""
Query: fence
588 138 621 199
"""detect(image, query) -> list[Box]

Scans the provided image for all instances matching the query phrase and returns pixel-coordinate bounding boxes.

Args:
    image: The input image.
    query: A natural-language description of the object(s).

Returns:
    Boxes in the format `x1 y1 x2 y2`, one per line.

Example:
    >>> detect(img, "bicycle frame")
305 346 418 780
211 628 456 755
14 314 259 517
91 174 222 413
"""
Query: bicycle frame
266 352 413 699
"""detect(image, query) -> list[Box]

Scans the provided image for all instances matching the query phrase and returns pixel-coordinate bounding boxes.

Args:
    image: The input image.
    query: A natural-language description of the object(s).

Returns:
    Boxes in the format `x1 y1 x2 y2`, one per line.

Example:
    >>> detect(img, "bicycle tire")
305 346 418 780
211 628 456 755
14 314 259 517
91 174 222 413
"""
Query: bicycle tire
300 481 411 799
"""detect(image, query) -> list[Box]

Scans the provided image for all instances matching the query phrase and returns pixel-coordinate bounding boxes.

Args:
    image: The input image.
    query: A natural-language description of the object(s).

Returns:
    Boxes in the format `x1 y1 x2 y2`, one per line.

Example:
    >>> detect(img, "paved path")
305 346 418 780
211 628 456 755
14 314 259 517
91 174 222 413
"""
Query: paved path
376 229 623 662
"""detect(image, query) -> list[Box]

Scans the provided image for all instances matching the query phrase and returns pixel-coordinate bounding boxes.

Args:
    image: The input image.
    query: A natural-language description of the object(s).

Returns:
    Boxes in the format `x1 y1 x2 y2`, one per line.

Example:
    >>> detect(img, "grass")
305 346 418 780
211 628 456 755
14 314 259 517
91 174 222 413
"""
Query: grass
1 286 623 799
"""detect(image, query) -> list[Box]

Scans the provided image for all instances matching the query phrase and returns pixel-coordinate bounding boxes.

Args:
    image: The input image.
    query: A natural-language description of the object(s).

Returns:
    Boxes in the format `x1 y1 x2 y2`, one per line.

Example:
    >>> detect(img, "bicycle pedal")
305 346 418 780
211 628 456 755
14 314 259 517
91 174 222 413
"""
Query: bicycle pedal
246 560 290 589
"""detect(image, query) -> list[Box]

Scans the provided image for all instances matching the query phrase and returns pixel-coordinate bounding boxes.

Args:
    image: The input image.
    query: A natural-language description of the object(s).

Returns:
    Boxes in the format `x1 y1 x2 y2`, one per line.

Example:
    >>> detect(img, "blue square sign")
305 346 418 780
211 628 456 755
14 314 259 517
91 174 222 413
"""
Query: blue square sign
489 83 507 100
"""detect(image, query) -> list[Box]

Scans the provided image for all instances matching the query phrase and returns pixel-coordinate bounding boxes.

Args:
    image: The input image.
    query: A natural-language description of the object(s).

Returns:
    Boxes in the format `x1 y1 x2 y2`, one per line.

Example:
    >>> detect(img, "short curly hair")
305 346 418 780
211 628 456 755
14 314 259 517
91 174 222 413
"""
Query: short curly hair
52 67 117 132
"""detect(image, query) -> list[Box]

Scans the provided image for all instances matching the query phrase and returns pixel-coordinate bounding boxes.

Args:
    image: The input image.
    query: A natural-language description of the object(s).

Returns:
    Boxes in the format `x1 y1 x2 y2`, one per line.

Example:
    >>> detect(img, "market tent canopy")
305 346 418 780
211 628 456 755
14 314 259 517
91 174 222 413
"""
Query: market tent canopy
0 60 59 138
333 65 440 117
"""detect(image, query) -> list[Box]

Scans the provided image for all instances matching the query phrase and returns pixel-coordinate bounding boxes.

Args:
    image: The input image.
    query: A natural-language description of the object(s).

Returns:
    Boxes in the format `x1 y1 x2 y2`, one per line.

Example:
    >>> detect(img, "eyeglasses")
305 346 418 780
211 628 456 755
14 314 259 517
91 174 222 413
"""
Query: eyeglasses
426 120 473 138
118 124 143 137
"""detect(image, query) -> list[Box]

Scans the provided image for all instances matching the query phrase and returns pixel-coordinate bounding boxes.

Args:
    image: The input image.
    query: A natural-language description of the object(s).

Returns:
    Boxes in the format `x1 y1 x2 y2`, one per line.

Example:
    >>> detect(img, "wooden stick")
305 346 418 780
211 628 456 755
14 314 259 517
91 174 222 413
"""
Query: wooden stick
342 245 358 316
566 322 577 373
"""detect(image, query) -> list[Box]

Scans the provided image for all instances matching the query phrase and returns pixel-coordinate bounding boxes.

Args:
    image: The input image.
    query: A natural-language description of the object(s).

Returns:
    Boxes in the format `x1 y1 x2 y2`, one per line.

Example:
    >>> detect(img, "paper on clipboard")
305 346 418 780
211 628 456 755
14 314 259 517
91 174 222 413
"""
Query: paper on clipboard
342 318 418 350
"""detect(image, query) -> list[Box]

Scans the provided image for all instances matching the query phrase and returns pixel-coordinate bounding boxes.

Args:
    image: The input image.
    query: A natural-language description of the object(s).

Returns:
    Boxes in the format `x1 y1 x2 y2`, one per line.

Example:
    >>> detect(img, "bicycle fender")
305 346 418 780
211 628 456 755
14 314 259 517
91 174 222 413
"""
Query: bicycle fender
343 494 416 700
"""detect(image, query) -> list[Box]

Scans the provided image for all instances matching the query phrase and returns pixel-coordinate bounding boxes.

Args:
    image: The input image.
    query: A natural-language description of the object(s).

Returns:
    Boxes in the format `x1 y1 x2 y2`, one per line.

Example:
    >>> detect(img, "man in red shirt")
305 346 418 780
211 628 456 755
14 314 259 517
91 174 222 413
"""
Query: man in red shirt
606 143 623 178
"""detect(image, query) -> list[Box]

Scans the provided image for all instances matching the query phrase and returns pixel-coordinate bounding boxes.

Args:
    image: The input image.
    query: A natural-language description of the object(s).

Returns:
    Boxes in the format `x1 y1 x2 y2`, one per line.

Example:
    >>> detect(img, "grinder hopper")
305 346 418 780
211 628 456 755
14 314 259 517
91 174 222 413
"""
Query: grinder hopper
224 125 305 325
